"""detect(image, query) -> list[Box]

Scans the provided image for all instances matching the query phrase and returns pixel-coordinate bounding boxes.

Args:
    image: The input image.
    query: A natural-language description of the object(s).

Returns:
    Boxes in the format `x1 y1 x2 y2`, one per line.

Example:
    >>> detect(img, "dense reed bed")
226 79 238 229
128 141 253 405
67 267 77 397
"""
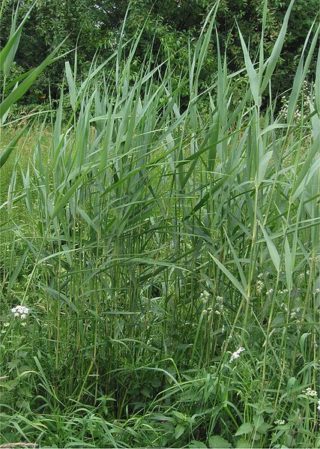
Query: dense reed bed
0 3 320 447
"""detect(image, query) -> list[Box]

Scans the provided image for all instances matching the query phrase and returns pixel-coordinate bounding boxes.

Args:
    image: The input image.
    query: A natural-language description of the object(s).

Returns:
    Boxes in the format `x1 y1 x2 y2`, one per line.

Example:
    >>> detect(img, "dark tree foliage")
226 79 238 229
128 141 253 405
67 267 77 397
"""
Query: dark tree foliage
0 0 318 106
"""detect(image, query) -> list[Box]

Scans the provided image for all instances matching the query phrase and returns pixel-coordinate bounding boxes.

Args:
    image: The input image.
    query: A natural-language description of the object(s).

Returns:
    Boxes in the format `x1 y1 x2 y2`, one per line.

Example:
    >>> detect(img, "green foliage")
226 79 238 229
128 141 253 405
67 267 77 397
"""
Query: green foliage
0 3 61 169
0 0 318 109
0 2 320 448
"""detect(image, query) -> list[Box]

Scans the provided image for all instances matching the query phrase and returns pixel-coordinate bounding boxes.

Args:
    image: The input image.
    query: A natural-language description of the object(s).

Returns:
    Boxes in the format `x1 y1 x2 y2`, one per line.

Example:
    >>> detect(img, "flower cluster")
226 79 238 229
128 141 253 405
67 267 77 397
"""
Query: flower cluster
279 81 314 121
256 280 264 294
303 387 318 398
11 305 30 320
200 290 210 304
278 288 289 295
215 296 224 315
290 307 302 320
230 346 245 362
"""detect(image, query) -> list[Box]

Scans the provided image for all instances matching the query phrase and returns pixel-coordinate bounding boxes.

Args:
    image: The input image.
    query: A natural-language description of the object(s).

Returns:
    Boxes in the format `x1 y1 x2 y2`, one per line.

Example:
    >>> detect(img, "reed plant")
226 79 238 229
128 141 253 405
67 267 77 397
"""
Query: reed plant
0 2 319 447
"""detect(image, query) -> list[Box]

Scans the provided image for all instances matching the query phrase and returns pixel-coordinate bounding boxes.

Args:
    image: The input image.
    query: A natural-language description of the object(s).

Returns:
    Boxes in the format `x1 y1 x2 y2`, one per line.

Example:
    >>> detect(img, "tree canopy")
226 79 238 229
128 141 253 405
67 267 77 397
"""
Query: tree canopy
1 0 319 106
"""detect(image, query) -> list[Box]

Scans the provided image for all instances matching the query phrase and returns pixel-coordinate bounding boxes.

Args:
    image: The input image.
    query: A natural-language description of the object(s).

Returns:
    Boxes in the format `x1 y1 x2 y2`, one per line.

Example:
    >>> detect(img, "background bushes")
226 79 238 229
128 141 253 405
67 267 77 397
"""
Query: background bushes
1 0 318 108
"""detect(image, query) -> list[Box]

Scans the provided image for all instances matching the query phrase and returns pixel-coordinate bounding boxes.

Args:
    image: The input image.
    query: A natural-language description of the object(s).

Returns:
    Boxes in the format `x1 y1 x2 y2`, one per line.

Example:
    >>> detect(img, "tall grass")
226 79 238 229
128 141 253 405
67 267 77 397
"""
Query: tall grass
0 3 320 448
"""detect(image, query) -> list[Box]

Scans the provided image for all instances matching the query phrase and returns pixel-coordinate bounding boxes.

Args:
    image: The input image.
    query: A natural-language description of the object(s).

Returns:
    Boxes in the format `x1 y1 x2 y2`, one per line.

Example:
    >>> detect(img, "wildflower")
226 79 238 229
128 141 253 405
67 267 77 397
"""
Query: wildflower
317 400 320 413
256 280 264 294
230 347 245 362
303 387 318 398
215 296 224 314
11 305 30 319
267 288 274 295
274 419 285 425
3 322 10 327
200 290 210 304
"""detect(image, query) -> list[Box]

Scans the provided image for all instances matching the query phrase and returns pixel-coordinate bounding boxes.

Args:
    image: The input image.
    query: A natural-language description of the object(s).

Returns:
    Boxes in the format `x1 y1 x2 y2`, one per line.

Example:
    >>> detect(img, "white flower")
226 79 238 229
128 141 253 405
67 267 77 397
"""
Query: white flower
230 347 245 362
317 400 320 412
303 387 318 398
256 280 264 294
274 419 285 425
200 290 210 303
11 305 30 319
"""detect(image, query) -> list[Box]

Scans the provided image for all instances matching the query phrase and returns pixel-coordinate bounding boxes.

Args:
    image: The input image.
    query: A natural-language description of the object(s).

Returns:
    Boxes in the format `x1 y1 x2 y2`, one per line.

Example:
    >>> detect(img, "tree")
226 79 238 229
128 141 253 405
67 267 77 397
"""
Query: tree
1 0 318 106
